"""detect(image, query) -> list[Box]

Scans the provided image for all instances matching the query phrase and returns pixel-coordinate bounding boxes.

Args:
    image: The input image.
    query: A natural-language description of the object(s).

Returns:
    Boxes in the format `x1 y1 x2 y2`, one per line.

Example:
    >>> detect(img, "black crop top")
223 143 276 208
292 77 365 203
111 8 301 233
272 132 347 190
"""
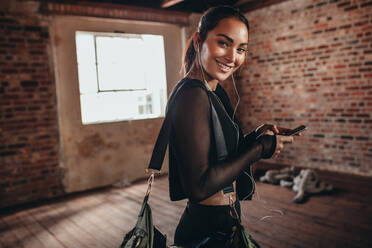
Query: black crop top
167 78 276 203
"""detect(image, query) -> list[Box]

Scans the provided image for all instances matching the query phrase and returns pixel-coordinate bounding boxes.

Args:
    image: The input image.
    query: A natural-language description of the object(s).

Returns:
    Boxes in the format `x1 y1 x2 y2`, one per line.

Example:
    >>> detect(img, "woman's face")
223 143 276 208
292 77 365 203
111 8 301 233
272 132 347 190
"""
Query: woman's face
198 17 249 82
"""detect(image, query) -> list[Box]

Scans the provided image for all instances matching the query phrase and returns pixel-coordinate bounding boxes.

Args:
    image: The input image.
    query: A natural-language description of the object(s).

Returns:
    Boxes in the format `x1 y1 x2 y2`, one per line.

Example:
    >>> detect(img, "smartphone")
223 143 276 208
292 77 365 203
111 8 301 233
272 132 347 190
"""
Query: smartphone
280 125 307 136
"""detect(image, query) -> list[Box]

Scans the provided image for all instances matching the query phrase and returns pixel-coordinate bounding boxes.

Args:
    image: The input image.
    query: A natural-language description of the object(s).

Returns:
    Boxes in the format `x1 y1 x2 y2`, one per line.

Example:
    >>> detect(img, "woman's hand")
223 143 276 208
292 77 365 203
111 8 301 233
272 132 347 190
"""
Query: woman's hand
273 135 294 157
255 124 279 135
256 124 302 136
255 124 297 158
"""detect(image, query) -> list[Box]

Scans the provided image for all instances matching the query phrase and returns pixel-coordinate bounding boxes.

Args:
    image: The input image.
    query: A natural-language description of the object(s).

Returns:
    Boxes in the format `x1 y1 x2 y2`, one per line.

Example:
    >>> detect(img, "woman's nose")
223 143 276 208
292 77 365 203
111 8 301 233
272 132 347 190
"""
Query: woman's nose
224 48 236 64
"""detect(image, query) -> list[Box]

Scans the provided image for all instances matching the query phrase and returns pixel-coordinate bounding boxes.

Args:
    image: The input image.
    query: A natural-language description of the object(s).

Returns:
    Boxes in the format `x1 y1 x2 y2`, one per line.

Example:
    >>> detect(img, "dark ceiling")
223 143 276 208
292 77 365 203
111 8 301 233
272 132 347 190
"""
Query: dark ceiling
75 0 239 13
64 0 287 13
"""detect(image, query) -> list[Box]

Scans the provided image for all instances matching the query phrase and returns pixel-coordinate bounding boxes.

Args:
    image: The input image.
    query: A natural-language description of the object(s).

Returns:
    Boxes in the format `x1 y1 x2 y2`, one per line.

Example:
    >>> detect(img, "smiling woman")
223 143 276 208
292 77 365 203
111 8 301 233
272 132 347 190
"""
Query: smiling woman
198 18 249 83
163 5 296 248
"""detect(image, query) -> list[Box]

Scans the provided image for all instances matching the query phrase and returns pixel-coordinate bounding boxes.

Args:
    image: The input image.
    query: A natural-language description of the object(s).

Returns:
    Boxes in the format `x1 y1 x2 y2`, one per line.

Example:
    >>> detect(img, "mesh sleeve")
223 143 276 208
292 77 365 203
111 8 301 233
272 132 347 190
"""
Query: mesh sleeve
171 86 275 203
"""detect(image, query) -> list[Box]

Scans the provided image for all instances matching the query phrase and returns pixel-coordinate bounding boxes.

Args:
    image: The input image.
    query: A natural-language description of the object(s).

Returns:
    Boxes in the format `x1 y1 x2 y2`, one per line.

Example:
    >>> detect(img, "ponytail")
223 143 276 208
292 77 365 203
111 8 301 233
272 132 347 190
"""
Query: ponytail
182 33 197 76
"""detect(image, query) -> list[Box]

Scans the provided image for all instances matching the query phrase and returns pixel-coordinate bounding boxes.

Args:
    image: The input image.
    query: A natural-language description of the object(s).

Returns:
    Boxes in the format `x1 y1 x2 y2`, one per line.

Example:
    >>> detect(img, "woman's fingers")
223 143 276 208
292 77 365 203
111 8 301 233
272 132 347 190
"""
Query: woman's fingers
271 125 279 134
274 150 280 157
274 135 294 157
277 126 291 134
277 126 303 136
260 124 304 136
264 130 274 135
258 124 280 135
257 125 297 158
280 135 294 144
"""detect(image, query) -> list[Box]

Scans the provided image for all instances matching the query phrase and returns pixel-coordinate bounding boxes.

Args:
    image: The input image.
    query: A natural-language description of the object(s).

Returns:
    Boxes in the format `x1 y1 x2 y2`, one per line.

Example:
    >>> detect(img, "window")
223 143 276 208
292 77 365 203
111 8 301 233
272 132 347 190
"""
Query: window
75 31 167 124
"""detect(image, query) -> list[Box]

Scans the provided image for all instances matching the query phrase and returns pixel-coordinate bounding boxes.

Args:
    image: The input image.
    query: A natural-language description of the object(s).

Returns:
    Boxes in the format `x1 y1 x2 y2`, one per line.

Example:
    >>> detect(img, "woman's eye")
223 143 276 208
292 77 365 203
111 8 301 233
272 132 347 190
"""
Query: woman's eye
218 40 229 47
237 48 247 53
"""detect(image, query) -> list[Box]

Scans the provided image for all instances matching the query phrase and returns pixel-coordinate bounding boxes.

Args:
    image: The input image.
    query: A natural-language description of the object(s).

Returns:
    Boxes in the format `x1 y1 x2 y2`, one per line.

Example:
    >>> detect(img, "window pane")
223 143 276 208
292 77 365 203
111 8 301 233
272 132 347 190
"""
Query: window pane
96 36 147 91
76 33 98 94
75 31 168 124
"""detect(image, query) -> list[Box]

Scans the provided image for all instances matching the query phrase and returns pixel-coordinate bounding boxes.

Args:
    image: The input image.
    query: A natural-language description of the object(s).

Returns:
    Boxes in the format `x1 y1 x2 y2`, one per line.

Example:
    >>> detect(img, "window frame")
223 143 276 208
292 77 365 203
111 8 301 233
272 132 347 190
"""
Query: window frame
75 30 168 124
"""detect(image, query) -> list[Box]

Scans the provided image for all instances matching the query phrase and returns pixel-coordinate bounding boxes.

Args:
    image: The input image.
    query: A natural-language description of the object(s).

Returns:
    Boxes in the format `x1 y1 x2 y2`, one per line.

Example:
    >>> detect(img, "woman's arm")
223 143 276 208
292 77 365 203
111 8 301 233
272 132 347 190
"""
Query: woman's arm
171 86 275 203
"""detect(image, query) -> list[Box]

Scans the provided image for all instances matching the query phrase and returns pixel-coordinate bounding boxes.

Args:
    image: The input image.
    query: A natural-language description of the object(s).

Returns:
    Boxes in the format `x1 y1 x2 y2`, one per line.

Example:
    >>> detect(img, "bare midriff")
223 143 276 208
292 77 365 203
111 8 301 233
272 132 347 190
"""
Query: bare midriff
199 181 237 206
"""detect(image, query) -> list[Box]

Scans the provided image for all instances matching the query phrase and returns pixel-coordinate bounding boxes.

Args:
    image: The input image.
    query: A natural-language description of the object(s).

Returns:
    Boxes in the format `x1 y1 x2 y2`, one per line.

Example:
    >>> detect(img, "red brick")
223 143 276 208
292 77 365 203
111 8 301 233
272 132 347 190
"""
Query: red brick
235 0 371 178
0 12 61 208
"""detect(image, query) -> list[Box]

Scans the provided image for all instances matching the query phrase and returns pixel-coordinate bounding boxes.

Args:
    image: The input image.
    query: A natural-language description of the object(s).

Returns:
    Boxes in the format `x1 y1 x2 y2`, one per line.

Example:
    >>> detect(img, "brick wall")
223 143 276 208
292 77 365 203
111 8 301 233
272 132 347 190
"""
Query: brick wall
0 1 188 208
0 11 63 208
236 0 372 175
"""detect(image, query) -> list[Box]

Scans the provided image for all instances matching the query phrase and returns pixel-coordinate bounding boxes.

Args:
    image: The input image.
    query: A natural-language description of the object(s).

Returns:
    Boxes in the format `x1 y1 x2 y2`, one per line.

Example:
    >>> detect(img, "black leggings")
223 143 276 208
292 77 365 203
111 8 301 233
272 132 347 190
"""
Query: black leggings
174 201 241 247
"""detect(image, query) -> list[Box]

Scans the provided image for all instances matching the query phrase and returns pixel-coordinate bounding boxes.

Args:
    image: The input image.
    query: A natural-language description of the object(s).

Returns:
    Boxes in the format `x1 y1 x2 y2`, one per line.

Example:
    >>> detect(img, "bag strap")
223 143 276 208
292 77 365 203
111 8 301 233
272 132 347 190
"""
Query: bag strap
139 174 154 217
147 112 172 172
147 80 187 172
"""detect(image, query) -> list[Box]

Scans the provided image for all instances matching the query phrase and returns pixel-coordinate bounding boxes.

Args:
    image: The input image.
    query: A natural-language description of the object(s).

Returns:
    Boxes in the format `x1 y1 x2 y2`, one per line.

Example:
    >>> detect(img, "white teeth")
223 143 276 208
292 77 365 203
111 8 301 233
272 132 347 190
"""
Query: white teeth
217 62 232 70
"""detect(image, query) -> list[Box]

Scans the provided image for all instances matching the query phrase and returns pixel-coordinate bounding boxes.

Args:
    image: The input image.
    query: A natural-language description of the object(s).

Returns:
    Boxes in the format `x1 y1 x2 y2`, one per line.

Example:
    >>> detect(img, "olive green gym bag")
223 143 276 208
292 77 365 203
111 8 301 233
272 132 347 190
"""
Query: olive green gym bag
120 178 167 248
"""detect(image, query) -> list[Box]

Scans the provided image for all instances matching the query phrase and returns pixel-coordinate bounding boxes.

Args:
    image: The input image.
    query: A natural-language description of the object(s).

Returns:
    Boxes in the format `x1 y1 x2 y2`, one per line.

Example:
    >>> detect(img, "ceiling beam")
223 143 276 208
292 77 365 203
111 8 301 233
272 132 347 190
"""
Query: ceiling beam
161 0 184 8
236 0 290 12
41 1 190 25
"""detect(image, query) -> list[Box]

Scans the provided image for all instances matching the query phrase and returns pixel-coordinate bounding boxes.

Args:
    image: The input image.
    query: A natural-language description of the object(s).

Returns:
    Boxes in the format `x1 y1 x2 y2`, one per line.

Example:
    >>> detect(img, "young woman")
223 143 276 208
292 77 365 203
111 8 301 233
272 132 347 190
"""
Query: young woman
166 6 295 247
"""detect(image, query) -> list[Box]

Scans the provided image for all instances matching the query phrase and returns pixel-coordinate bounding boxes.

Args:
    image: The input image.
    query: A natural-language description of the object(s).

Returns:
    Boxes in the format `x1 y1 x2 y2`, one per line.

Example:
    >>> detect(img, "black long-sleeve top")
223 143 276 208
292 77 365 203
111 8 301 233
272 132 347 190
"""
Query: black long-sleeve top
167 78 276 203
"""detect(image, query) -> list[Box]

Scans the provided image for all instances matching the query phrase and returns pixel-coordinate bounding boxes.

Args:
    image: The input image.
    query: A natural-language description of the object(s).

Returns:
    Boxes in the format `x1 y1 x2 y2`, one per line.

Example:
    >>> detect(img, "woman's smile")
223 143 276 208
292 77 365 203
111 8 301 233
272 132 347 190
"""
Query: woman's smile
216 59 233 73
